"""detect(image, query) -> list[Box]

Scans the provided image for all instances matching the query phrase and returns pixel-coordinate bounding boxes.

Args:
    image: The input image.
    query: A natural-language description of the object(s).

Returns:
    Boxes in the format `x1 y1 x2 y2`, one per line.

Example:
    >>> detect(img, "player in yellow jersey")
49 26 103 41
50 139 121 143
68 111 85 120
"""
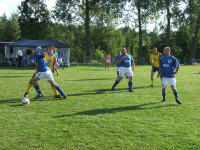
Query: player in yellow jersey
24 46 62 98
150 47 163 87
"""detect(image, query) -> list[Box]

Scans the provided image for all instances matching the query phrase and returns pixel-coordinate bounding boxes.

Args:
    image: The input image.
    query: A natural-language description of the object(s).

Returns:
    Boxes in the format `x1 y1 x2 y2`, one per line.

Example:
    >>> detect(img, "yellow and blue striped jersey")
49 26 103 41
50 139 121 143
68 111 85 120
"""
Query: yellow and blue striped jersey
150 52 163 67
45 54 56 71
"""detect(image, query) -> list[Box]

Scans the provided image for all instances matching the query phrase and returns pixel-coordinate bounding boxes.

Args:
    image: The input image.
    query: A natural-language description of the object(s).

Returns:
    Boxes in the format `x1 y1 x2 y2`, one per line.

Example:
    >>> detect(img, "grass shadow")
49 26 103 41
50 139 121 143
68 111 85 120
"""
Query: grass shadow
0 96 64 105
54 102 177 117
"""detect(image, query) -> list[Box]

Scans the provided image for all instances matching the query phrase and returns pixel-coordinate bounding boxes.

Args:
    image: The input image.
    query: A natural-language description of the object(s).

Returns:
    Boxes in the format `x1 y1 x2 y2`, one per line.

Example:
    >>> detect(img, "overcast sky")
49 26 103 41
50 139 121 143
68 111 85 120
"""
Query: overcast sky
0 0 56 17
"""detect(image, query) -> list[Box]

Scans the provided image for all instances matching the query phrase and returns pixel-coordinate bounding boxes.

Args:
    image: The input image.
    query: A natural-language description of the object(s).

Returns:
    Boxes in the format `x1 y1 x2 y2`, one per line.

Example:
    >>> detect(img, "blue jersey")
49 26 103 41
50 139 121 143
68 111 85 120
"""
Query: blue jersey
115 55 121 67
118 54 134 67
58 52 64 58
159 55 180 78
34 51 51 72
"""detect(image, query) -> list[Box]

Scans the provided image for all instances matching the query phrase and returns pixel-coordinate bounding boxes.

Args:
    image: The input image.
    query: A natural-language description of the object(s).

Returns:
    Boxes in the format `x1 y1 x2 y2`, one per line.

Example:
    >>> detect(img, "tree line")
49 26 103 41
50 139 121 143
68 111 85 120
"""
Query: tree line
0 0 200 64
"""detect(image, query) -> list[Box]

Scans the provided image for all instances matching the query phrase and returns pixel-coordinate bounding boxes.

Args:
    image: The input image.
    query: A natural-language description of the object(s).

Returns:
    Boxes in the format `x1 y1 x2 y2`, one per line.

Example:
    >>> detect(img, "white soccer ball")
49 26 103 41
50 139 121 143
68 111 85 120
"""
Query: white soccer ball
21 98 30 105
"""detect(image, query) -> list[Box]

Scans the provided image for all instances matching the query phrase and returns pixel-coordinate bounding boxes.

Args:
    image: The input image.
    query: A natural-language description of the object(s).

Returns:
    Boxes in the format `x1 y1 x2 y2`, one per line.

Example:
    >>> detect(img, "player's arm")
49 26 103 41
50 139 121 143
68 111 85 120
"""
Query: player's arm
117 55 126 64
132 61 135 71
150 55 154 68
172 59 180 77
54 55 59 69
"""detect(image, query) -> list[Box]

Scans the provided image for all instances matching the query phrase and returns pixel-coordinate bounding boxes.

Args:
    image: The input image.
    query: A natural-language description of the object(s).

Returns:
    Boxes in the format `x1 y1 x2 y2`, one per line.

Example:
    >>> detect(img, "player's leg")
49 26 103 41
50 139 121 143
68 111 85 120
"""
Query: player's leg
30 76 43 99
111 67 124 90
108 62 110 69
151 70 155 87
46 71 66 99
116 67 120 78
48 80 66 99
24 73 37 97
161 77 169 103
170 78 182 104
127 68 134 92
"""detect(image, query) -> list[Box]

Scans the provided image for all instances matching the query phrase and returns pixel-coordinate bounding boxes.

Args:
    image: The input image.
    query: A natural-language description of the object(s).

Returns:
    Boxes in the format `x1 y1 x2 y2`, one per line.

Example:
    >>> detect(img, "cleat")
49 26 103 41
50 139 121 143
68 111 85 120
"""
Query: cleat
111 87 115 91
34 94 43 99
57 73 59 76
55 95 63 98
162 99 166 103
24 92 29 98
176 100 182 105
63 95 67 99
129 89 133 92
150 84 154 87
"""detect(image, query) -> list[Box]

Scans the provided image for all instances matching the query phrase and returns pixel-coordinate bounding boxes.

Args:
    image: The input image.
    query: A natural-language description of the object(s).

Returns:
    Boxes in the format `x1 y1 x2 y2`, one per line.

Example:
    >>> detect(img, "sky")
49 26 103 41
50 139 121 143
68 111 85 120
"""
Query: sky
0 0 56 17
0 0 186 32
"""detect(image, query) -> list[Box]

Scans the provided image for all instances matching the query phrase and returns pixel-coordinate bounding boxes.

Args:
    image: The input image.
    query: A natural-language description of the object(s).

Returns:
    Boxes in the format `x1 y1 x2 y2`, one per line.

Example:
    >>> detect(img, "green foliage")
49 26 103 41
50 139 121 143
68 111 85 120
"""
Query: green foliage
18 0 51 39
0 14 21 41
0 65 200 149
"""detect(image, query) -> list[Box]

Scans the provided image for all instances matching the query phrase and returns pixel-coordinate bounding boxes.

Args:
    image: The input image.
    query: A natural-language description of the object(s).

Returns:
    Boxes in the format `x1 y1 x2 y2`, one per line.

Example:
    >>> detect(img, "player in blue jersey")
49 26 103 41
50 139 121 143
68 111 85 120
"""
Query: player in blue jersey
115 50 121 78
111 48 135 92
58 49 64 69
25 49 67 99
158 47 182 104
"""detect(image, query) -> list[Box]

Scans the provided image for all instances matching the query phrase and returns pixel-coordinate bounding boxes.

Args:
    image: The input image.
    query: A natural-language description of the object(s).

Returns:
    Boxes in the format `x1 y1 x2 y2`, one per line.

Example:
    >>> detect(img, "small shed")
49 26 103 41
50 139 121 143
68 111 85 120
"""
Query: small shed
5 39 70 66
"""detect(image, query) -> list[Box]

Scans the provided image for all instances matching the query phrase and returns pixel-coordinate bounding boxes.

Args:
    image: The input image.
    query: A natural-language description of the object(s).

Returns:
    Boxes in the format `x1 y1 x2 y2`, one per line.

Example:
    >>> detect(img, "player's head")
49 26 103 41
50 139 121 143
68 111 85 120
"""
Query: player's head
58 49 61 52
26 49 35 57
50 45 55 51
152 47 157 54
48 47 53 54
122 48 127 55
163 47 171 56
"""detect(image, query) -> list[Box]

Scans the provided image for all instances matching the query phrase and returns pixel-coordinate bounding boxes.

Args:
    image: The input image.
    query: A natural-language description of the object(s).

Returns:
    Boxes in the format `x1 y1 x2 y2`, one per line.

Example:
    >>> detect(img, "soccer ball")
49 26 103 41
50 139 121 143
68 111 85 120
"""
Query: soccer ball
21 98 30 105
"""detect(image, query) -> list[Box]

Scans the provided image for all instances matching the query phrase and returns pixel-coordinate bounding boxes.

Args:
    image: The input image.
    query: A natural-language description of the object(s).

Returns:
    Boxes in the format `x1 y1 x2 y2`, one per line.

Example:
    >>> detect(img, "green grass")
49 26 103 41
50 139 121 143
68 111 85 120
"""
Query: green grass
0 64 200 150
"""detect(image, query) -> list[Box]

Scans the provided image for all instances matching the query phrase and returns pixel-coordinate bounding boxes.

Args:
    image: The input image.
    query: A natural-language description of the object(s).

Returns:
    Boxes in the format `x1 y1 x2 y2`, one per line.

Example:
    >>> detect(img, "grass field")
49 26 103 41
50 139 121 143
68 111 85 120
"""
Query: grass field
0 64 200 150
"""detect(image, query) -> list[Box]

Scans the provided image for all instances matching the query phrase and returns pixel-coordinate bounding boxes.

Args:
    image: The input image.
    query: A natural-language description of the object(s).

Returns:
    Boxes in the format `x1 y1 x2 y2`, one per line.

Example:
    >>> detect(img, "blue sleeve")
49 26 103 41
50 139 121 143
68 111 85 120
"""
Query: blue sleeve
131 56 134 63
159 59 163 68
159 53 163 59
174 58 180 68
115 56 117 63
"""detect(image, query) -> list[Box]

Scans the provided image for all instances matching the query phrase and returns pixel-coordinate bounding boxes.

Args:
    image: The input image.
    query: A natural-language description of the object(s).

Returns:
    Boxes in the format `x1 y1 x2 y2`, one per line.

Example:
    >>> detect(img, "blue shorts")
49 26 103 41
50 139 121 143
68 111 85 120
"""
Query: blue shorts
152 67 159 72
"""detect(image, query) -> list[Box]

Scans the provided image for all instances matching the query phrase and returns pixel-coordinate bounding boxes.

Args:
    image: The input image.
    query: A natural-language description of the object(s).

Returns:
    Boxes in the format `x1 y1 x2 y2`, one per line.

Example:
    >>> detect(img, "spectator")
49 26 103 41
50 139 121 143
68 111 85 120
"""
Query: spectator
1 55 8 66
17 47 23 67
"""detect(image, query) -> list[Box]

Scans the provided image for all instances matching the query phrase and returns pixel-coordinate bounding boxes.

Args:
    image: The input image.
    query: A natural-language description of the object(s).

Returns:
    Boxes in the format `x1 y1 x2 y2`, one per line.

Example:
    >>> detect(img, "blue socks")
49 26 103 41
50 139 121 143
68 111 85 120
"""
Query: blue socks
33 83 42 95
173 90 178 100
55 85 66 96
128 81 133 90
162 90 166 101
112 79 119 88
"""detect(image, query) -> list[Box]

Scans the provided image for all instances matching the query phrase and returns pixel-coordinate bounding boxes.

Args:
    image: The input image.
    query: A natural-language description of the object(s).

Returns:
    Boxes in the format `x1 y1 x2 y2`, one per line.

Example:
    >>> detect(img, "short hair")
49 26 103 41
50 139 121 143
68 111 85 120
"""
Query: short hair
164 47 171 51
26 49 34 55
153 47 157 51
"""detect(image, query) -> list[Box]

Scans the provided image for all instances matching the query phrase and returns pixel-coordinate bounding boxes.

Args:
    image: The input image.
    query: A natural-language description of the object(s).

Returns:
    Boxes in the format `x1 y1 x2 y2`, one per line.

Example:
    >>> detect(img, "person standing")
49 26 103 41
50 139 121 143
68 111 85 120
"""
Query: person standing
158 47 182 104
150 47 163 87
111 48 135 92
58 49 64 69
105 53 111 70
115 50 121 78
17 47 23 67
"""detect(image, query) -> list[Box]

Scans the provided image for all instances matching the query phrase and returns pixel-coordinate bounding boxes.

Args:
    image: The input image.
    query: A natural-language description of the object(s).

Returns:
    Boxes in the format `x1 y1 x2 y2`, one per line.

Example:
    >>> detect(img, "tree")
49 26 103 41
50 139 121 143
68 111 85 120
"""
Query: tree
0 13 21 41
54 0 123 62
18 0 51 39
156 0 183 46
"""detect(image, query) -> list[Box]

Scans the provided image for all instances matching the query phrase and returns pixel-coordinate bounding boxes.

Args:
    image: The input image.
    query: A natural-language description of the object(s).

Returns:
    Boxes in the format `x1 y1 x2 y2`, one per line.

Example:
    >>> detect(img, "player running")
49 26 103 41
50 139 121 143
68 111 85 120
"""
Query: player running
115 50 121 78
25 49 67 99
150 47 163 87
158 47 182 104
111 48 135 92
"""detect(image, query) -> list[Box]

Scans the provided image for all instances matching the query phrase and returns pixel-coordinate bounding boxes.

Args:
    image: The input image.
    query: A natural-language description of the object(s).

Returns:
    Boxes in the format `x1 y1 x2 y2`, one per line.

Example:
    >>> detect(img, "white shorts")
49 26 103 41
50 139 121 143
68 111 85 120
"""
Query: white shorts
116 67 120 71
35 70 54 81
58 58 63 64
162 77 176 88
119 67 133 77
106 60 110 63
